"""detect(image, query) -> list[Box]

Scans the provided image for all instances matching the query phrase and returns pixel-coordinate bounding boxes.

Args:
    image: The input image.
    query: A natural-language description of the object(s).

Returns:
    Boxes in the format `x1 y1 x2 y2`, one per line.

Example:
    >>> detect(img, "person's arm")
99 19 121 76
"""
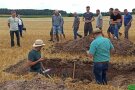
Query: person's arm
8 18 10 28
78 17 80 27
127 15 133 25
90 16 95 22
27 58 44 67
52 16 54 26
87 42 96 59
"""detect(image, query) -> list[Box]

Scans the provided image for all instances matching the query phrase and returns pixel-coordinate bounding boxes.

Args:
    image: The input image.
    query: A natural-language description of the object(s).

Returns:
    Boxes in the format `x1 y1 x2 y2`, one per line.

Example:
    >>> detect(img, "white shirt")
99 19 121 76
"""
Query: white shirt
8 17 19 31
18 19 23 25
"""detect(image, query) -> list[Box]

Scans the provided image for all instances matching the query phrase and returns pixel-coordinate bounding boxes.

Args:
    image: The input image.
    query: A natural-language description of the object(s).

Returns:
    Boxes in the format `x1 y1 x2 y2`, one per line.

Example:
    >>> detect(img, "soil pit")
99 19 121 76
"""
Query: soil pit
3 58 135 89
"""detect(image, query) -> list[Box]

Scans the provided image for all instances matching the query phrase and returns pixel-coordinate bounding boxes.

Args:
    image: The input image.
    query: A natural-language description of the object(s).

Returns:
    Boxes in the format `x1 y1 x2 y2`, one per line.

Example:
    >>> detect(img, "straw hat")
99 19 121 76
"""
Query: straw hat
33 39 45 47
92 28 102 34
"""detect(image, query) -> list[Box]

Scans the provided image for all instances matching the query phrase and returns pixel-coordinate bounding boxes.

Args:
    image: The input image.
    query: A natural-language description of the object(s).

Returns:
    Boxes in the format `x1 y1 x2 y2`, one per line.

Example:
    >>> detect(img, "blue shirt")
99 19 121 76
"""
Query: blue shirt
83 12 94 22
28 49 41 72
52 15 62 26
124 13 132 26
89 36 114 62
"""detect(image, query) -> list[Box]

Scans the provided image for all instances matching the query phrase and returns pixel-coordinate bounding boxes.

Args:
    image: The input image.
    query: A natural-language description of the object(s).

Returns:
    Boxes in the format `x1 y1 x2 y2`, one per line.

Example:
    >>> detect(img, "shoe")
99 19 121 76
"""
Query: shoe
114 36 118 40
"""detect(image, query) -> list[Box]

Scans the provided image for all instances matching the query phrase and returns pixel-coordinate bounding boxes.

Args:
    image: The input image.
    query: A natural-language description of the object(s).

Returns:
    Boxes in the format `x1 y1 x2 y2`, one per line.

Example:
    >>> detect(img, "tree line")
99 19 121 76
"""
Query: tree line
0 8 67 16
0 8 135 17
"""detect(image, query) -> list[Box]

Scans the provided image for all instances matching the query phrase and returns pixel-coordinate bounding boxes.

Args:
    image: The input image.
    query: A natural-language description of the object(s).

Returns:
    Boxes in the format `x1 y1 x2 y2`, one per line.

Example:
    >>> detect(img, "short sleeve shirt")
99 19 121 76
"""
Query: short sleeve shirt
89 36 114 62
124 13 132 26
8 17 19 31
83 12 94 22
73 16 80 28
28 49 41 72
110 14 121 21
96 14 103 27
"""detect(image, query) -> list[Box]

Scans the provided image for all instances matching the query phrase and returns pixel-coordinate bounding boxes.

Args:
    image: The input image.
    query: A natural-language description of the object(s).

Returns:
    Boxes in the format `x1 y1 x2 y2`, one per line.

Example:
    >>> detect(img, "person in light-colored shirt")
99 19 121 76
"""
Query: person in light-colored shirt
96 9 103 30
8 11 20 47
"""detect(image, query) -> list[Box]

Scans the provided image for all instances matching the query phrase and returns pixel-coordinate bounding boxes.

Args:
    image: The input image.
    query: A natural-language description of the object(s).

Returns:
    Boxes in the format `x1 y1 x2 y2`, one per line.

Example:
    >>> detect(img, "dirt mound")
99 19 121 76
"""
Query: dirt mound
0 75 66 90
53 36 135 55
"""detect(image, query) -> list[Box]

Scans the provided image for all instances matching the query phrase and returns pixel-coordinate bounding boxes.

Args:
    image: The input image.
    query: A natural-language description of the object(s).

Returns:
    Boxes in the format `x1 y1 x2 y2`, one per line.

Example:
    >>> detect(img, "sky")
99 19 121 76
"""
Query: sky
0 0 134 13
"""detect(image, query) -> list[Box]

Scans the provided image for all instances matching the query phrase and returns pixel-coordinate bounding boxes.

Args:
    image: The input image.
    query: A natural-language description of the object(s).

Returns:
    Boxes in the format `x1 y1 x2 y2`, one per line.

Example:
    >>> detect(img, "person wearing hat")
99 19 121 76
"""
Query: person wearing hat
27 39 46 73
87 29 114 85
8 10 20 47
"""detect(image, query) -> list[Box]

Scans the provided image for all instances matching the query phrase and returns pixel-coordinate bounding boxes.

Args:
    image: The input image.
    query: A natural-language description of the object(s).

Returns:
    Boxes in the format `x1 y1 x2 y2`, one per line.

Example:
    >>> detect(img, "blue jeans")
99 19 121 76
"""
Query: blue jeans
93 62 109 85
18 25 23 37
73 27 82 39
112 24 119 38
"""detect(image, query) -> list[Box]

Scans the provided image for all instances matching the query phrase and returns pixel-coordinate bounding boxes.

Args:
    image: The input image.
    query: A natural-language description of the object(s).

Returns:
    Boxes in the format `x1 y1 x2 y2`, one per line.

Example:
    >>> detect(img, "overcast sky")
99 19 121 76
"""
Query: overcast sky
0 0 134 13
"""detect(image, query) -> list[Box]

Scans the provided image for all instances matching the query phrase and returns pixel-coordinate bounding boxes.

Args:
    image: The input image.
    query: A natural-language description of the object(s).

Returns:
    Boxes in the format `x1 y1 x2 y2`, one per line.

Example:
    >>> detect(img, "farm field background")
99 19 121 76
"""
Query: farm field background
0 16 135 90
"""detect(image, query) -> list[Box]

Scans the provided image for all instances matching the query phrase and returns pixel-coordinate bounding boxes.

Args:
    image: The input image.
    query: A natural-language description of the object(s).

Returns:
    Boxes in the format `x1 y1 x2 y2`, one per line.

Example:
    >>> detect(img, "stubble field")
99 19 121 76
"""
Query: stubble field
0 16 135 90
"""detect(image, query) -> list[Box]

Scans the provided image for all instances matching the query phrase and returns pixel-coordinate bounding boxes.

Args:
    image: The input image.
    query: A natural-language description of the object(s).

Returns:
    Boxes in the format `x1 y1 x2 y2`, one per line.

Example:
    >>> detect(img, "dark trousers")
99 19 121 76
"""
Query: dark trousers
84 23 93 36
18 25 23 37
124 25 131 39
10 31 20 47
93 62 109 85
73 27 82 39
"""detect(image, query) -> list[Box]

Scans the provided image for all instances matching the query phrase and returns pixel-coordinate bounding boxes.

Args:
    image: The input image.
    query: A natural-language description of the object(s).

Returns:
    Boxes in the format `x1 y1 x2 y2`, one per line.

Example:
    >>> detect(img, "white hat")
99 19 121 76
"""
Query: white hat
33 39 45 47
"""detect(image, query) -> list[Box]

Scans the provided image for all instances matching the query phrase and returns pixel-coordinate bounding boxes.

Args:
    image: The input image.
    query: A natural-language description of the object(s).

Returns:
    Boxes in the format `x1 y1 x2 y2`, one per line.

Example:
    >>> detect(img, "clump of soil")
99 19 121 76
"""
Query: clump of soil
53 36 135 55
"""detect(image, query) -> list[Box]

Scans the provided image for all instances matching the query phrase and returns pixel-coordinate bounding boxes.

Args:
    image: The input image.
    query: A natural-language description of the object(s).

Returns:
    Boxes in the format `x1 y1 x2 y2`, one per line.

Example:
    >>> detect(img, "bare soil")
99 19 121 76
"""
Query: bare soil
2 58 135 90
53 36 135 55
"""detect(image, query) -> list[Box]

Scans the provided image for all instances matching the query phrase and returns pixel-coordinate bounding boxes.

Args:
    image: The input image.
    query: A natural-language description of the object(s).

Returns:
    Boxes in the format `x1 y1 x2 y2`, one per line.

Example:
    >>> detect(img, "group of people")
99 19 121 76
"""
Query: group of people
50 6 133 42
7 6 133 85
8 11 25 47
108 8 133 39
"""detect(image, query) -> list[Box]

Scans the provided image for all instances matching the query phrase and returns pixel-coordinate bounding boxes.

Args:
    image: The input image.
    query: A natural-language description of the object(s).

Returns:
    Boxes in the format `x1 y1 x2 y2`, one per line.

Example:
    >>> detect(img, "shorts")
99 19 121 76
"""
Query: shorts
53 26 62 34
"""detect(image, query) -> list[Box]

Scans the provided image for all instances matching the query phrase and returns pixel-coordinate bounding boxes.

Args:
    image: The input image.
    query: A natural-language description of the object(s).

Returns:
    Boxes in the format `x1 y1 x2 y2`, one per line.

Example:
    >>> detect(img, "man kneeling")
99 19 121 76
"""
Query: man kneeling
27 39 46 73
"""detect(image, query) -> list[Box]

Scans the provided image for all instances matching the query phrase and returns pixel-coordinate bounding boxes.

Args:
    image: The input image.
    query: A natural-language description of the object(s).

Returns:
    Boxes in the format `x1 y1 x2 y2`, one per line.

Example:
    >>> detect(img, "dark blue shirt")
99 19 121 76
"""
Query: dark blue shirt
83 12 94 22
124 13 132 26
28 49 41 73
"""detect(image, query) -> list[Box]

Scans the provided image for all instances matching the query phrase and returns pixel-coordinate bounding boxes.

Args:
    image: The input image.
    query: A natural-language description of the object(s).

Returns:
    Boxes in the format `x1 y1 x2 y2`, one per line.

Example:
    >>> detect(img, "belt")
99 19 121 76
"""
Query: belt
94 61 108 64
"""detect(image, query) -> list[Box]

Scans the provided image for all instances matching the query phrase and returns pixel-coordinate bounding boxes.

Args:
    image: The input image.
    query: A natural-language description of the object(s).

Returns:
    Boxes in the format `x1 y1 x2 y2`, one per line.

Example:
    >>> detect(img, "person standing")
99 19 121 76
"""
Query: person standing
83 6 95 36
17 14 24 37
52 10 63 42
124 9 133 39
72 12 82 40
27 39 46 73
8 11 20 47
96 9 103 31
87 29 114 85
110 9 121 39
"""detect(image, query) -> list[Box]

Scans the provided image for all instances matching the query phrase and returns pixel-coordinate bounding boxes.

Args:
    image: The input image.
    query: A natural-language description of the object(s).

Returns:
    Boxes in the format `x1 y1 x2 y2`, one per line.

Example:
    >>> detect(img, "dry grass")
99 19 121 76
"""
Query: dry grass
0 16 135 90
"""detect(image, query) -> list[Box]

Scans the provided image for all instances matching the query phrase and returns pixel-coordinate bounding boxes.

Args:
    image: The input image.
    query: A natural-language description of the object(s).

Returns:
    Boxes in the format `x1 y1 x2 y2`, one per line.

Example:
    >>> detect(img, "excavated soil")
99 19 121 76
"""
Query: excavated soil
53 36 135 55
2 58 135 90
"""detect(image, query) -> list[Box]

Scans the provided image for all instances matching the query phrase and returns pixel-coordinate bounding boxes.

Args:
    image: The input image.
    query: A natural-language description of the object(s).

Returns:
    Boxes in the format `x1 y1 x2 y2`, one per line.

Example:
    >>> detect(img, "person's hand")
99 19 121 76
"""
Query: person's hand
38 58 45 62
86 51 89 55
